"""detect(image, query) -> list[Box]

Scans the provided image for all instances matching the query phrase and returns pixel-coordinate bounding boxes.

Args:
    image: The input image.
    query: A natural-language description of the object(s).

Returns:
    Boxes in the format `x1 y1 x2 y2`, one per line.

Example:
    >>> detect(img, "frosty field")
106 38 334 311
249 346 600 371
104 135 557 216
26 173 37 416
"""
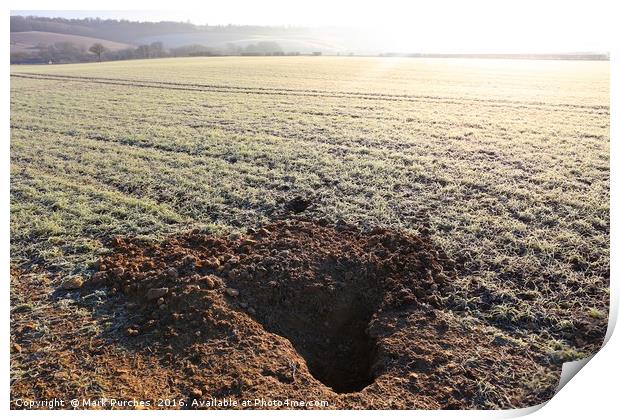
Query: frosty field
10 57 610 408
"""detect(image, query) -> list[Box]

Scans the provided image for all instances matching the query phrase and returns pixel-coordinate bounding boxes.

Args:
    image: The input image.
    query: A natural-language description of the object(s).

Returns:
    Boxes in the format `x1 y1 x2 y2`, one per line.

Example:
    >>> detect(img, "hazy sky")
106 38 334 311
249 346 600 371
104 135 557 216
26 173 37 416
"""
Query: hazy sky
12 0 612 53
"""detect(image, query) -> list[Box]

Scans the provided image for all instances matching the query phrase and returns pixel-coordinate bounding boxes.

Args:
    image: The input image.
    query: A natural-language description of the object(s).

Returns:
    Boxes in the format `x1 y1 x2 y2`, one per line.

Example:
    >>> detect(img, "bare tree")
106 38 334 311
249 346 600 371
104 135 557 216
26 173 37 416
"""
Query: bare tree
149 41 164 58
89 43 107 62
136 44 150 59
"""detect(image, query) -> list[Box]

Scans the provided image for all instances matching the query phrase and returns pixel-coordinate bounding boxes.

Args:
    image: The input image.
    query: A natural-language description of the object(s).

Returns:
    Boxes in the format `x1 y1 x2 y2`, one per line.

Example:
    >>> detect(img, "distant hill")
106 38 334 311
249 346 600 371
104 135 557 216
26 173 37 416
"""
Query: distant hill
10 15 198 44
11 31 133 54
136 32 341 53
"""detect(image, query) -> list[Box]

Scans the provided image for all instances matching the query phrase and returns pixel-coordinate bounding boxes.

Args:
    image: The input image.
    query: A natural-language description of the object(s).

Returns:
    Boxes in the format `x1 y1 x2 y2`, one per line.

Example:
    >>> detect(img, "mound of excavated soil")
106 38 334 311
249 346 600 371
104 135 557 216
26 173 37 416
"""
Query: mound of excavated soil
88 219 557 409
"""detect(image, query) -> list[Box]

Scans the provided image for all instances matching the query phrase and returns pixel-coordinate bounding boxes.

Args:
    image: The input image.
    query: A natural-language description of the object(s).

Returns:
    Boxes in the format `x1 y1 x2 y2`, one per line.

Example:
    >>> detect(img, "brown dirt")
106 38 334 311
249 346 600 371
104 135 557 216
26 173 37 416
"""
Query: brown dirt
11 219 561 409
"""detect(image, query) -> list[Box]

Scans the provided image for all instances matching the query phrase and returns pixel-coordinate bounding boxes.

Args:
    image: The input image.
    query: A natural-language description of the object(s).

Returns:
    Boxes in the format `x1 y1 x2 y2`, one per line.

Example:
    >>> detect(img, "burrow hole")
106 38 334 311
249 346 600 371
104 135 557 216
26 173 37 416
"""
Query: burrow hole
250 283 380 393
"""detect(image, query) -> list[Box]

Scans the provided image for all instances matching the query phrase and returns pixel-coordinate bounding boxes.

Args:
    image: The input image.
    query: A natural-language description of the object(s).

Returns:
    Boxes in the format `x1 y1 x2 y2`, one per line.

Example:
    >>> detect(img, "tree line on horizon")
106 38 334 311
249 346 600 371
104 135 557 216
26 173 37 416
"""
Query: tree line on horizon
10 40 310 64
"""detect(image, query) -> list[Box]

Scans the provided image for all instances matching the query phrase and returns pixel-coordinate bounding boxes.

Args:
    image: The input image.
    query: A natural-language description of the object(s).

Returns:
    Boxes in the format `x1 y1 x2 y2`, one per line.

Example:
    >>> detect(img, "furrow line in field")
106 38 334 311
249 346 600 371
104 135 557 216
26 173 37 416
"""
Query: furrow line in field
276 108 608 131
10 97 606 136
11 72 609 112
11 154 206 218
11 124 213 158
10 161 186 224
9 121 521 167
11 124 352 172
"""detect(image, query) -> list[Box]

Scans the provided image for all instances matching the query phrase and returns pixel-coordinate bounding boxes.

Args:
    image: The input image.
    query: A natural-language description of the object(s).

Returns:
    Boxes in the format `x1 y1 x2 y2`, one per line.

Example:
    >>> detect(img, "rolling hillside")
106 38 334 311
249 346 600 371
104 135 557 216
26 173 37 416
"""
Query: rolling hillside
11 31 133 54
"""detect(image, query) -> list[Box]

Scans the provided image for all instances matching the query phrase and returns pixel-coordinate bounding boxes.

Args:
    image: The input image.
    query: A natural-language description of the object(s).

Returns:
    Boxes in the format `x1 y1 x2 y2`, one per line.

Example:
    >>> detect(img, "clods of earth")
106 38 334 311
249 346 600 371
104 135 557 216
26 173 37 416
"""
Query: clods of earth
12 220 563 409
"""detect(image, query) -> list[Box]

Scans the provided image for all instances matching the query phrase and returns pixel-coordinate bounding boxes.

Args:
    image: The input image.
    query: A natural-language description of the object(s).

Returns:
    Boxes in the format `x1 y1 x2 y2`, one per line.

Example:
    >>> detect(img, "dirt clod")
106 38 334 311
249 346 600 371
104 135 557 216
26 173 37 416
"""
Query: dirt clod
61 276 84 290
202 275 217 289
127 327 140 336
190 388 203 399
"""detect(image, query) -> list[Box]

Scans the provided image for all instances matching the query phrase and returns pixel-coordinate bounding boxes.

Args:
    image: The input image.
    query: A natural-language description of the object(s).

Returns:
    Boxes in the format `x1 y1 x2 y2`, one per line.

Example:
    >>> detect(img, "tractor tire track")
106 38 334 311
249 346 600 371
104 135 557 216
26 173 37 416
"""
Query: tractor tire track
11 72 609 113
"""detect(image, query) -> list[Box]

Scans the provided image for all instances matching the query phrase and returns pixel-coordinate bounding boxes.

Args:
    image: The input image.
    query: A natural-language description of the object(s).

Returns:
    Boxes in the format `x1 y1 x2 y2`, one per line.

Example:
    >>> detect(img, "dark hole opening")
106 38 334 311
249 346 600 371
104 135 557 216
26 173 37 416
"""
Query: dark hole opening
250 288 379 394
302 310 377 393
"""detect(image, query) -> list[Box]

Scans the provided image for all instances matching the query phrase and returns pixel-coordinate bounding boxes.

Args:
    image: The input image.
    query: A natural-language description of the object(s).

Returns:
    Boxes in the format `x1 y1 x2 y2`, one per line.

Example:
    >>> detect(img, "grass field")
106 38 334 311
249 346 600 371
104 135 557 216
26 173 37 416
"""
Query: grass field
10 57 610 407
